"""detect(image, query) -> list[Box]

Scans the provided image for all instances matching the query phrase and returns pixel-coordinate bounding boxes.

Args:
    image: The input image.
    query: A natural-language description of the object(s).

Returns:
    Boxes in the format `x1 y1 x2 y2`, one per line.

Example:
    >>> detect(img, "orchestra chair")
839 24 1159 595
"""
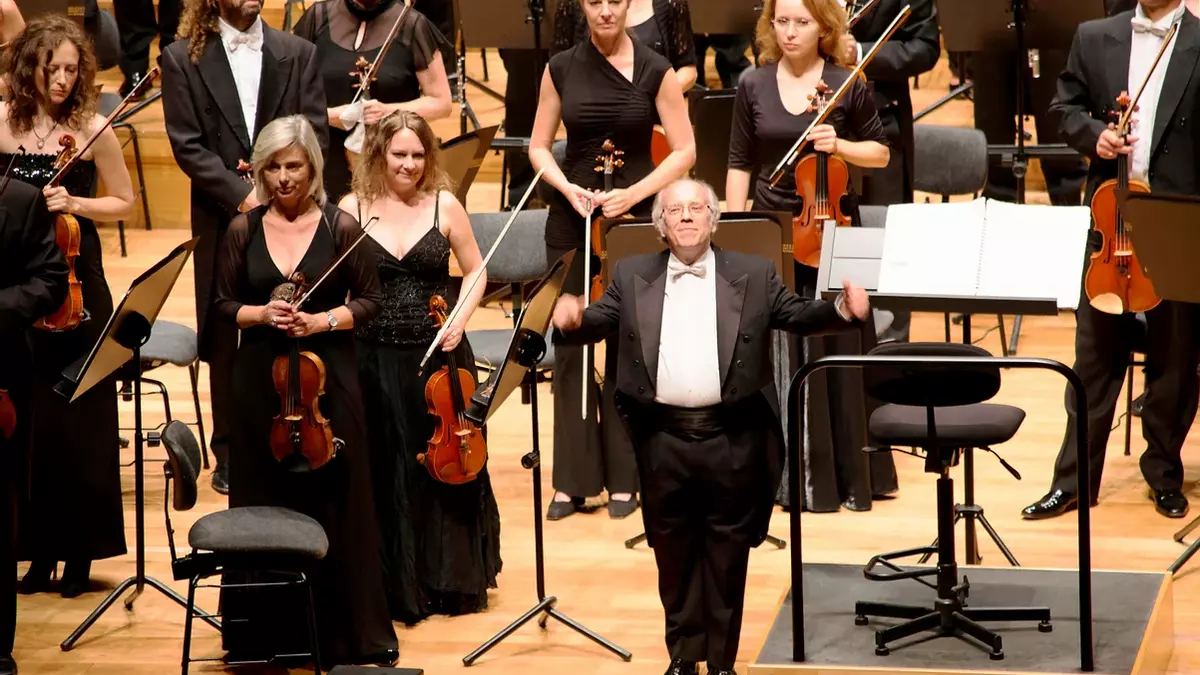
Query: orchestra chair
856 342 1050 659
467 209 556 383
116 321 211 470
910 124 1010 353
99 90 156 257
161 421 327 675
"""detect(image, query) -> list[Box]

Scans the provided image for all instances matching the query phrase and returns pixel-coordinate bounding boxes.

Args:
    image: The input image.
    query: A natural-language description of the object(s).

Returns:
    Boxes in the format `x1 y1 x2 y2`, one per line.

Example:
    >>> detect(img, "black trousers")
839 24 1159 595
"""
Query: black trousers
971 50 1088 206
1051 290 1200 498
693 34 751 89
112 0 179 81
0 440 17 656
547 244 637 496
207 315 237 469
633 404 762 670
499 49 548 206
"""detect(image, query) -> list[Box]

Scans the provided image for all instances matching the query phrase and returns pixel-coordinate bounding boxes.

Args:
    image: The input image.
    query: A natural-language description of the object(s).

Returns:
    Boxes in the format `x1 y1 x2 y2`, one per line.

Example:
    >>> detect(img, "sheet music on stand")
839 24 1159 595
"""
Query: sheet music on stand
874 198 1091 310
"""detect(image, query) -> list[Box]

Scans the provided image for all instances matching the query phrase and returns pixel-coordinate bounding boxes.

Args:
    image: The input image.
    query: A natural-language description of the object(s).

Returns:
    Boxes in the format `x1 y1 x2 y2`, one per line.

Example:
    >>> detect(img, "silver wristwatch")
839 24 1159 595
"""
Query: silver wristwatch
326 311 338 330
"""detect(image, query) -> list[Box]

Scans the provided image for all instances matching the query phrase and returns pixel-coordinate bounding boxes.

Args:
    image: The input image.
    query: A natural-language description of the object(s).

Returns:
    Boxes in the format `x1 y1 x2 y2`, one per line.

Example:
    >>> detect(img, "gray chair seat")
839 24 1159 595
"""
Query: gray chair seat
189 506 329 559
870 403 1025 448
470 328 555 371
142 321 199 366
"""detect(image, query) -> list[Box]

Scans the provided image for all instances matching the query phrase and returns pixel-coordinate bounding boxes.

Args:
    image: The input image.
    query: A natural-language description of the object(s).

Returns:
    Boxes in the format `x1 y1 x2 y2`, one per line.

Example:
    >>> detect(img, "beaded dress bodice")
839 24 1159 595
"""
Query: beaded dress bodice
355 223 454 347
0 153 97 209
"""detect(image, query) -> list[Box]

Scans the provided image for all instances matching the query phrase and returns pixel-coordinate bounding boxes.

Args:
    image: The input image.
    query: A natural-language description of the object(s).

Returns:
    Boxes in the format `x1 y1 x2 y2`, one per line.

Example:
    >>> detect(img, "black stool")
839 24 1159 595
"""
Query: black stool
854 343 1051 660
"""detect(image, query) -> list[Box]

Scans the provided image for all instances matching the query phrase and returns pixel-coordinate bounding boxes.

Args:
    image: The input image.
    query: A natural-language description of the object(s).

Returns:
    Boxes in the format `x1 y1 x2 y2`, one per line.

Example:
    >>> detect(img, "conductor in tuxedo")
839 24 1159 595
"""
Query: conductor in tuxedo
0 179 68 675
552 179 869 675
162 0 328 493
1022 0 1200 521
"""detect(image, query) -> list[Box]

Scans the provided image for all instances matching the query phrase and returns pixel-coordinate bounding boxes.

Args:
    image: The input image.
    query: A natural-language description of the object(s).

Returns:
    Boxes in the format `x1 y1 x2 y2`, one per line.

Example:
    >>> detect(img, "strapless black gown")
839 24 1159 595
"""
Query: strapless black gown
1 153 126 565
355 216 503 625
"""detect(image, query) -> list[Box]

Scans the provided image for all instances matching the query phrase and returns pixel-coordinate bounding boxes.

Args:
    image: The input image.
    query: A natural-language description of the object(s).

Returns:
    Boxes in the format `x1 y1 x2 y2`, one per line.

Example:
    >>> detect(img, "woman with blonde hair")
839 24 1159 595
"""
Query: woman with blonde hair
341 110 501 624
725 0 898 514
2 13 135 599
212 114 398 668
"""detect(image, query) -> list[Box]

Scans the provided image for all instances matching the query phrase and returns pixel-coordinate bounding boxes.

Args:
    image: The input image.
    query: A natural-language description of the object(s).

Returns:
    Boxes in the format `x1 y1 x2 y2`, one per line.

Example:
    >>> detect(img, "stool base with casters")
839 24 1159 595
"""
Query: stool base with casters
856 469 1051 659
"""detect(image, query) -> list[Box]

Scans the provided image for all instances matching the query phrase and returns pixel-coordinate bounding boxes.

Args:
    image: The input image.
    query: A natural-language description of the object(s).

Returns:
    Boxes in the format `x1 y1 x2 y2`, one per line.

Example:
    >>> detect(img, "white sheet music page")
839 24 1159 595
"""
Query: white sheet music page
877 199 986 297
976 200 1091 309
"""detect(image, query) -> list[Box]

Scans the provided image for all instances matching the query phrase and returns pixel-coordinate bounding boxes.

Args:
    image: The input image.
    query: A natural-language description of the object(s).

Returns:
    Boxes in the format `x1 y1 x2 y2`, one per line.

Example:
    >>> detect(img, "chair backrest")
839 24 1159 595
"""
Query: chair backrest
913 125 988 197
865 342 1001 407
161 420 202 512
469 210 550 283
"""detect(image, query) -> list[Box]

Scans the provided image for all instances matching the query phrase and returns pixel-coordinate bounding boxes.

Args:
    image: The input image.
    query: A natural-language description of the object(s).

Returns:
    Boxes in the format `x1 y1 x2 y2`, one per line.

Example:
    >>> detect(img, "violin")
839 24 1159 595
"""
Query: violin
0 390 15 441
792 81 851 267
588 139 626 302
35 67 160 332
343 3 413 156
268 272 338 471
33 136 84 331
265 214 380 470
416 295 488 484
1086 88 1162 315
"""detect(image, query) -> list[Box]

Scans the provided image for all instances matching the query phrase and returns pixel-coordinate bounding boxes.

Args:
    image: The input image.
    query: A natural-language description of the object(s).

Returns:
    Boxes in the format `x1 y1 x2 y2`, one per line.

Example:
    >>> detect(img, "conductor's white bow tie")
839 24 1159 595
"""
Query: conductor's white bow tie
1131 17 1171 38
668 261 707 280
229 31 262 51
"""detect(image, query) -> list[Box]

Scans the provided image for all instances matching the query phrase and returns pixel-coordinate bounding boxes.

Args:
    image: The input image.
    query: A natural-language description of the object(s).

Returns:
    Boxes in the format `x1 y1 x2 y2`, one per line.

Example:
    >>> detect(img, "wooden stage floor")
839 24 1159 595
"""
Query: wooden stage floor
14 13 1200 675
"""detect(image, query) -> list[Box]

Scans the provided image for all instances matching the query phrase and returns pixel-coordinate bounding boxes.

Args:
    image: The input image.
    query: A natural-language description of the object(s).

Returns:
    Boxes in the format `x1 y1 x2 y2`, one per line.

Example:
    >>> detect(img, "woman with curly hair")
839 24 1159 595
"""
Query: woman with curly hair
0 13 135 598
340 111 502 624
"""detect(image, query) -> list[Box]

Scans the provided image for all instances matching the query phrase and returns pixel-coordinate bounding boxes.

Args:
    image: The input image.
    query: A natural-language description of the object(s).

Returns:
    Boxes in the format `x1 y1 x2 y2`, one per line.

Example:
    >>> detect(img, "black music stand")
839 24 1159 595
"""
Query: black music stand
602 214 793 550
687 89 738 200
461 250 632 666
455 0 559 106
439 124 500 203
934 0 1104 354
1118 190 1200 574
58 237 221 651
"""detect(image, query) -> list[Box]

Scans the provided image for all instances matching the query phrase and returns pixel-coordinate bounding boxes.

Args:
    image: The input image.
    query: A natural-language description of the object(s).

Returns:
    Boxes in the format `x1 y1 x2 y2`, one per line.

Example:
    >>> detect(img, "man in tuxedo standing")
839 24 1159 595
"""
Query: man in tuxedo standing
0 179 68 675
1022 0 1200 521
162 0 328 494
552 179 869 675
112 0 179 96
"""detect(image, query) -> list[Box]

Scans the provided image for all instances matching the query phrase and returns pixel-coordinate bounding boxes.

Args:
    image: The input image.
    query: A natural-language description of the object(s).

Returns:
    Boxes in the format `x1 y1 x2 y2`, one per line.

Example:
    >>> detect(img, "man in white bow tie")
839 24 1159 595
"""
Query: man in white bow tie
1023 0 1200 522
161 0 329 496
552 178 868 675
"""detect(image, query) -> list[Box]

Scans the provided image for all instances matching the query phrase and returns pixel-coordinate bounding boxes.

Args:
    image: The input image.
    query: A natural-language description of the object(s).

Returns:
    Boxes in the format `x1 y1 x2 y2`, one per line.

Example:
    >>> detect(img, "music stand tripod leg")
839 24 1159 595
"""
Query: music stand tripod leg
463 372 631 665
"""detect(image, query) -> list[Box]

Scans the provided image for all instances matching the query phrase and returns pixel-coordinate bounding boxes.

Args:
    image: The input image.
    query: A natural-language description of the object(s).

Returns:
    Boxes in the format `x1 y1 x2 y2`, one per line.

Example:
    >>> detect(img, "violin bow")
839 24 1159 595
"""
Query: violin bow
349 3 413 107
1116 22 1178 135
417 167 547 373
768 4 911 186
46 67 160 188
0 145 26 198
582 199 593 420
291 215 381 309
847 0 882 29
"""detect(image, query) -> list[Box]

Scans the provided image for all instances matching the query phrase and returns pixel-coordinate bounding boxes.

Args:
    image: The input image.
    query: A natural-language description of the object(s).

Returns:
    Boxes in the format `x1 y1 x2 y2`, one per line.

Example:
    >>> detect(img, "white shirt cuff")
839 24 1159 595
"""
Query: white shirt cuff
835 293 853 322
856 43 864 65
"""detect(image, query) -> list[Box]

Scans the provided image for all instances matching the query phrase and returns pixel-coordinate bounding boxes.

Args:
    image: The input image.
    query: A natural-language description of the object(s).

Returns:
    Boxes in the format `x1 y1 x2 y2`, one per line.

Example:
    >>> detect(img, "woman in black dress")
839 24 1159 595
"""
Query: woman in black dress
294 0 452 200
212 115 398 667
530 0 695 520
725 0 897 513
341 110 501 623
1 15 134 598
553 0 698 91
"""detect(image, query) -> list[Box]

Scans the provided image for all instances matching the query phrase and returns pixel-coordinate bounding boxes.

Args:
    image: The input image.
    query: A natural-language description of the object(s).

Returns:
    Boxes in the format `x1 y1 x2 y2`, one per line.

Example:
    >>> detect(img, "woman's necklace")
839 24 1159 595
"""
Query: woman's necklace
32 118 59 150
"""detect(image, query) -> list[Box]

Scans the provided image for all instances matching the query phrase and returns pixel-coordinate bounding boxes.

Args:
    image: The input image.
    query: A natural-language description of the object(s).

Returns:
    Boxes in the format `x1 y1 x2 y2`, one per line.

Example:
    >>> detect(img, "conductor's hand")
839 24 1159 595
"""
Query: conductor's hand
810 124 840 155
1097 127 1134 160
842 280 870 322
552 294 586 332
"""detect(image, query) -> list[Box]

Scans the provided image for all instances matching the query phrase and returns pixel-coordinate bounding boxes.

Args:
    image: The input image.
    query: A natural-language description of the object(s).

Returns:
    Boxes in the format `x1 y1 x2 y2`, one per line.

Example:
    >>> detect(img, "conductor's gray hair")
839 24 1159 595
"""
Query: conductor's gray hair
250 115 326 206
651 178 722 238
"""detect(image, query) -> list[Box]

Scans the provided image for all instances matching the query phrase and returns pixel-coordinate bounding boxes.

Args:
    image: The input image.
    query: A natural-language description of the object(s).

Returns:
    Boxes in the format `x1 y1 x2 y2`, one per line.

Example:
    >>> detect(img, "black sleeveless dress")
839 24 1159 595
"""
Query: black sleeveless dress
0 153 125 565
293 0 441 200
211 203 397 666
355 199 502 624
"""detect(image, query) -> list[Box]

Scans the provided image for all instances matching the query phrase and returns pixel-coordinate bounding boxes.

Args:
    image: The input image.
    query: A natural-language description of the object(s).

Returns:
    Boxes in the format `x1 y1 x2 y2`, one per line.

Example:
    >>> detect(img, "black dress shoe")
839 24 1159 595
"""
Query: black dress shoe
362 648 399 666
59 560 91 598
0 653 16 675
119 73 147 99
547 494 583 520
18 560 54 595
664 658 697 675
1021 490 1078 520
608 496 639 519
211 462 229 495
707 669 736 675
1150 488 1189 518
